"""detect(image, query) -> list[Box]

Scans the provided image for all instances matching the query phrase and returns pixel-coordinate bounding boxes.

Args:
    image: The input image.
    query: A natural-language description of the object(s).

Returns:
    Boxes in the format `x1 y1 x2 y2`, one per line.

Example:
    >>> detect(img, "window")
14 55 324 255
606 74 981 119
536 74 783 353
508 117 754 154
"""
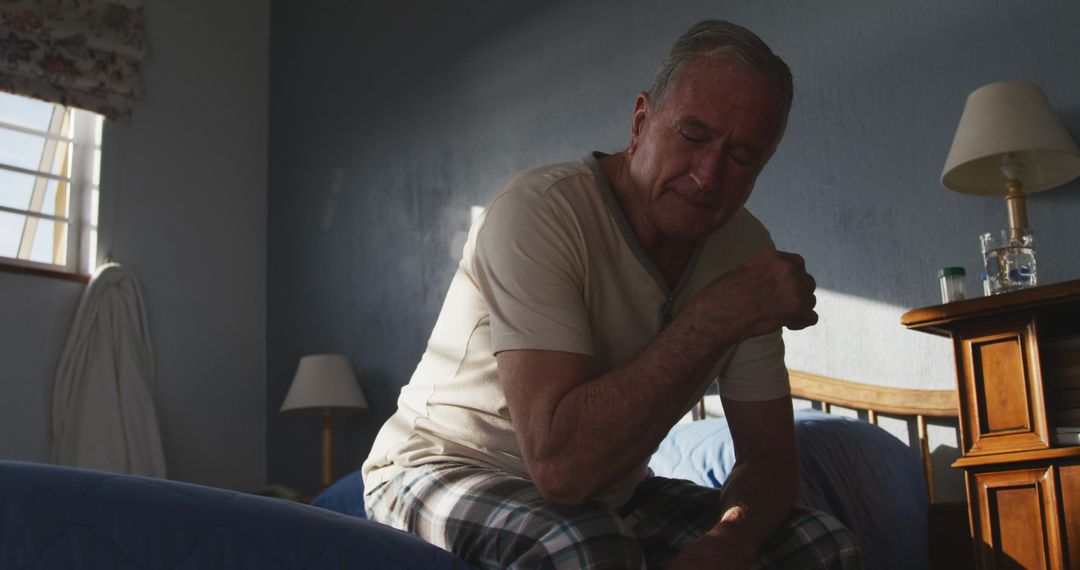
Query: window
0 91 102 276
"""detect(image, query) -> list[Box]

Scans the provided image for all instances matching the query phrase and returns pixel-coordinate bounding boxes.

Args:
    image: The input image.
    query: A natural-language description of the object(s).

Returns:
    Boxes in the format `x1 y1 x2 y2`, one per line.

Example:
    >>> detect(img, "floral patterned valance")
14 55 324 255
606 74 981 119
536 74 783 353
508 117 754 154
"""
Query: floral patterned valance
0 0 144 120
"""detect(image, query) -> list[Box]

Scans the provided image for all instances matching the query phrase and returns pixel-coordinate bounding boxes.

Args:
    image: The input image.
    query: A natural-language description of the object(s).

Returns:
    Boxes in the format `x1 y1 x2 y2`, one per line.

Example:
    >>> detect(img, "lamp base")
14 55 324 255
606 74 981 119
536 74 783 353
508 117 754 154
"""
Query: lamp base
321 414 333 489
1004 179 1029 241
980 229 1037 295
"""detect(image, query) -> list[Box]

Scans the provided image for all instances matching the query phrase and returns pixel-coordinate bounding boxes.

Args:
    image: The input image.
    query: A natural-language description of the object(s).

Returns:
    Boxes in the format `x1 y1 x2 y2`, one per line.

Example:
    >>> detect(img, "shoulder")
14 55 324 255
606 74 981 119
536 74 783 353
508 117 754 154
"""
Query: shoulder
481 159 599 228
468 159 598 262
498 160 596 204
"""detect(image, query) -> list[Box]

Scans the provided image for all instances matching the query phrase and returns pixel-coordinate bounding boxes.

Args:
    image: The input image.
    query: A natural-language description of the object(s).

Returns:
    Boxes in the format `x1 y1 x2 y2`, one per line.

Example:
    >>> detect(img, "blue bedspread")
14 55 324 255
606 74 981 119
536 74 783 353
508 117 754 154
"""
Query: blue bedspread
3 410 928 569
649 409 930 570
0 460 474 570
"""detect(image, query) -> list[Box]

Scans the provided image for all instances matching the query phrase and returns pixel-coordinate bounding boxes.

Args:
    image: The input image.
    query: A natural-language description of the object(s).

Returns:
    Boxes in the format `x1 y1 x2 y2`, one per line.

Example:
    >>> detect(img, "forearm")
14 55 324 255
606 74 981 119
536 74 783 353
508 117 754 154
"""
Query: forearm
708 445 800 559
518 295 751 502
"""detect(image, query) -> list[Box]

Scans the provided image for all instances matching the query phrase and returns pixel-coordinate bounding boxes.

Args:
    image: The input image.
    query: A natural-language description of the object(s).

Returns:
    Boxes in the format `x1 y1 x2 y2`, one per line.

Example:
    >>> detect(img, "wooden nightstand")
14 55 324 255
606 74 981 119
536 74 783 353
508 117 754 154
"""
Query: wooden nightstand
902 279 1080 569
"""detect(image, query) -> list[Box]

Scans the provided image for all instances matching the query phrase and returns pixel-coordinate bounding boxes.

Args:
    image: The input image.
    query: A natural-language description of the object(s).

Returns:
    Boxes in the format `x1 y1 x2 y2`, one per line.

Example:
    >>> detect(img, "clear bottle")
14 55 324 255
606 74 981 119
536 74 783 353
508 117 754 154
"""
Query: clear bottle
938 267 966 303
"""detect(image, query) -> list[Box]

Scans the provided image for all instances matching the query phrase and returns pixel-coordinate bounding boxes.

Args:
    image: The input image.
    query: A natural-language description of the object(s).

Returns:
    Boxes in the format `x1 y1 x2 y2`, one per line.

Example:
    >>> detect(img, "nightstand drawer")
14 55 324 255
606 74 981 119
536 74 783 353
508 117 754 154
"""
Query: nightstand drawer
955 316 1050 456
970 466 1059 569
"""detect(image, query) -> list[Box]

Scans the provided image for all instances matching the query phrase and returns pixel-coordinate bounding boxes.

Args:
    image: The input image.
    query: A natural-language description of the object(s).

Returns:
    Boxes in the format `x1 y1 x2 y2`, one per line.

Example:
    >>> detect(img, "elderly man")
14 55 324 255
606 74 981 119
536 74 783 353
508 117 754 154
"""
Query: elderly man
363 19 861 569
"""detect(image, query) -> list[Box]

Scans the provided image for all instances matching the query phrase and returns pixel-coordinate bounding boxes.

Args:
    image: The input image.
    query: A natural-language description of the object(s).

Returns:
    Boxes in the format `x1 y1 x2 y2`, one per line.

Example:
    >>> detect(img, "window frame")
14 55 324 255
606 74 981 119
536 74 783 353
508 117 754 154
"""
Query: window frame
0 97 101 278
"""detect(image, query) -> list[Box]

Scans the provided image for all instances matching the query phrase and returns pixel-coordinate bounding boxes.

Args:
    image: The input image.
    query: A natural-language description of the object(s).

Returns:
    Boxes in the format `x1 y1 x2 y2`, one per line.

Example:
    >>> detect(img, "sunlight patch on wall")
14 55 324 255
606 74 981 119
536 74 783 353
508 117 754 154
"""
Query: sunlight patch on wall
449 205 487 260
782 288 955 391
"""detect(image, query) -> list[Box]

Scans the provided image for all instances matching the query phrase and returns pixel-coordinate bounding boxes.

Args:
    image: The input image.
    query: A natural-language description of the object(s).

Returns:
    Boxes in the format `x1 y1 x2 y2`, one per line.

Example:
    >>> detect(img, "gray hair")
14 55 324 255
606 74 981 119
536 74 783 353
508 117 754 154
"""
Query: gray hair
648 20 793 114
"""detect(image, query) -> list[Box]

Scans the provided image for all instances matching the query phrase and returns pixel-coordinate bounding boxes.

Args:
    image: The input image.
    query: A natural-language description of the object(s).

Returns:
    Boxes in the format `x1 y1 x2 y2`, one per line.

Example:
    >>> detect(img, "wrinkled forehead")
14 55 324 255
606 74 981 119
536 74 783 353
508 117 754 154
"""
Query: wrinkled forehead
667 55 786 107
661 56 788 121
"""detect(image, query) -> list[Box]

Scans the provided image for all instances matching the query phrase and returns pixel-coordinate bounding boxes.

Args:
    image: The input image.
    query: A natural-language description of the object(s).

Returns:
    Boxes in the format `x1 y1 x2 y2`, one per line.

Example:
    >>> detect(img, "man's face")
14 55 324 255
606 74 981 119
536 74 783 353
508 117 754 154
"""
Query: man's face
626 57 787 244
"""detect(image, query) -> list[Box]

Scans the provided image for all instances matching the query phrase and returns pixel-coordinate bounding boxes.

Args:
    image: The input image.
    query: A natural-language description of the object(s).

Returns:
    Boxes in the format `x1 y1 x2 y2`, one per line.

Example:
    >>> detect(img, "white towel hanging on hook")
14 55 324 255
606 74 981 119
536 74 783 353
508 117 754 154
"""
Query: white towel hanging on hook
51 262 166 477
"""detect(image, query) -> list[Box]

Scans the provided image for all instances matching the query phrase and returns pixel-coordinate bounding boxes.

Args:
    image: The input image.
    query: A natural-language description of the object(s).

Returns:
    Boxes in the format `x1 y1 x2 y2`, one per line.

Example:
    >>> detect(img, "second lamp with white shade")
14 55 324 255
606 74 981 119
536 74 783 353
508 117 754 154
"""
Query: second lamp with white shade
941 81 1080 294
280 354 369 489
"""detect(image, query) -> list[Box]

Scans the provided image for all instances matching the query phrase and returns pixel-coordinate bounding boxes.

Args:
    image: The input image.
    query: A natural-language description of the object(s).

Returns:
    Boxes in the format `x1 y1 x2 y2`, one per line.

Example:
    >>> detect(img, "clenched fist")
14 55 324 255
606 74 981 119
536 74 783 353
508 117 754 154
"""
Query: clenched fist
699 249 818 340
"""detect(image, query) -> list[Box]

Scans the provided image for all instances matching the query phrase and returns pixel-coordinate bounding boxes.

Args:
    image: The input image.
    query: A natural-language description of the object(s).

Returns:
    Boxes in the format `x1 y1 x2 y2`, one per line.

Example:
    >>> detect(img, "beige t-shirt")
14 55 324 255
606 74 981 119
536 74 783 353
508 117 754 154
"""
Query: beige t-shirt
362 154 788 507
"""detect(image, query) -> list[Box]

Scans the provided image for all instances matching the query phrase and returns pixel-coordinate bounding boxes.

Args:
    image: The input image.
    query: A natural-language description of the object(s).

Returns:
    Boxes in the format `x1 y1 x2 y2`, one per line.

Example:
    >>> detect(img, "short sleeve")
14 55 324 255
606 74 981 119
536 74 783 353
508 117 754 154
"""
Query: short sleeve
471 188 593 356
716 329 790 401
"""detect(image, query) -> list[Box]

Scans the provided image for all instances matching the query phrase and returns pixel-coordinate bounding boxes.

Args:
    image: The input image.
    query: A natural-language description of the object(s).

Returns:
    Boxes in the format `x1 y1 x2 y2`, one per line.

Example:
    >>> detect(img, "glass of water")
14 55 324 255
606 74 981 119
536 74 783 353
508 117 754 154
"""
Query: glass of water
980 229 1036 295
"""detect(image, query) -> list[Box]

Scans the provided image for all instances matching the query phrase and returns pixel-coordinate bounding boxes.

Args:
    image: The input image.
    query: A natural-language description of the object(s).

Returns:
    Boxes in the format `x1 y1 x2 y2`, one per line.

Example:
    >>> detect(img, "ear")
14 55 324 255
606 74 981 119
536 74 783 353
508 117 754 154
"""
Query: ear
628 92 650 155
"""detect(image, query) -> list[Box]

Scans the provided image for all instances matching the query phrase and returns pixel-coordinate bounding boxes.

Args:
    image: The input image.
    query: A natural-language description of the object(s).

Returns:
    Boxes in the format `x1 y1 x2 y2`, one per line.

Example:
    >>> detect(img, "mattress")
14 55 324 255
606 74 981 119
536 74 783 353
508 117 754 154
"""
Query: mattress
0 460 475 569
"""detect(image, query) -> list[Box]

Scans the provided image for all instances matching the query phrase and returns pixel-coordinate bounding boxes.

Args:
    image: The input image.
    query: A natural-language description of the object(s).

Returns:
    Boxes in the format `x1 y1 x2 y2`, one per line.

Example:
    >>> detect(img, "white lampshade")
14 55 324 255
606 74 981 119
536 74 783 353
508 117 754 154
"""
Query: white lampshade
941 81 1080 195
280 354 369 415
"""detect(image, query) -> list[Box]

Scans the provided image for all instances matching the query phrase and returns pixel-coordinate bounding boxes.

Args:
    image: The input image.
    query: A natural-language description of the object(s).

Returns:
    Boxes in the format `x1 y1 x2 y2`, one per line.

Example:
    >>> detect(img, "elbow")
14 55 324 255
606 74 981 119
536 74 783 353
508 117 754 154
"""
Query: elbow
529 460 595 506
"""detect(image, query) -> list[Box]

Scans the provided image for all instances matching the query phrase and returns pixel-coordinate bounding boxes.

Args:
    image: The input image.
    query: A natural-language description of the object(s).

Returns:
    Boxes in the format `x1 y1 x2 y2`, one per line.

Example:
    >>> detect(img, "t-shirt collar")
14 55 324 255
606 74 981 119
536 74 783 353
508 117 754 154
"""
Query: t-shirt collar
584 151 705 297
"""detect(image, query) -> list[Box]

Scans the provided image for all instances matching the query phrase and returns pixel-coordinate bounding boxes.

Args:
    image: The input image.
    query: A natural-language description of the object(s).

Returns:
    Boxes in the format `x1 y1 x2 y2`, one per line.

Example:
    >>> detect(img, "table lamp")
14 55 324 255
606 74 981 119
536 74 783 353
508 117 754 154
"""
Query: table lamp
280 354 369 489
941 81 1080 294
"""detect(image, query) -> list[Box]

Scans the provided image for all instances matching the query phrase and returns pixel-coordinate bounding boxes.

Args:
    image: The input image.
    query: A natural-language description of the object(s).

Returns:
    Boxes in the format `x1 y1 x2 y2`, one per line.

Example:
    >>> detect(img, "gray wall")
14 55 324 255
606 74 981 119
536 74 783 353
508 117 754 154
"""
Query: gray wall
0 273 82 460
267 0 1080 495
0 0 269 491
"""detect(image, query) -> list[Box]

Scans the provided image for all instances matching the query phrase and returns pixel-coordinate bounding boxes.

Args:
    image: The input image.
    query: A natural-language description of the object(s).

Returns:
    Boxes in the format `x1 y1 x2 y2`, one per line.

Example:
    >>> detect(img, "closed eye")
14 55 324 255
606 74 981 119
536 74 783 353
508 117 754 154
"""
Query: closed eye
729 145 761 166
678 127 709 144
672 117 712 145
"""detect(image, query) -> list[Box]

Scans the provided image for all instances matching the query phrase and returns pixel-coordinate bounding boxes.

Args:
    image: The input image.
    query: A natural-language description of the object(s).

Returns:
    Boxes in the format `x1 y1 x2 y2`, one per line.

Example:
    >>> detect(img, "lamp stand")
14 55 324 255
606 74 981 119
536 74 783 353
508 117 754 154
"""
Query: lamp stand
321 414 333 489
1005 178 1029 239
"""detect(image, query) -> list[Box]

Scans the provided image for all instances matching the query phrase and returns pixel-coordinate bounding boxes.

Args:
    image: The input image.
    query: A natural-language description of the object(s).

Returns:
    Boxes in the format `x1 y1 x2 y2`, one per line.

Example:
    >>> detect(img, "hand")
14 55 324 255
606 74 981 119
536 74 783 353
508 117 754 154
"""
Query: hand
665 532 755 570
701 249 818 339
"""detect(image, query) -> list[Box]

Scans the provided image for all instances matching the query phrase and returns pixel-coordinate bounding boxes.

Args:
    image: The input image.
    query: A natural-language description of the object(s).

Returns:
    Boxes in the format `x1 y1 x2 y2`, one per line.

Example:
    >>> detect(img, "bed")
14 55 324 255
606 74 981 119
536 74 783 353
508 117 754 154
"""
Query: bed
1 370 963 569
0 459 475 570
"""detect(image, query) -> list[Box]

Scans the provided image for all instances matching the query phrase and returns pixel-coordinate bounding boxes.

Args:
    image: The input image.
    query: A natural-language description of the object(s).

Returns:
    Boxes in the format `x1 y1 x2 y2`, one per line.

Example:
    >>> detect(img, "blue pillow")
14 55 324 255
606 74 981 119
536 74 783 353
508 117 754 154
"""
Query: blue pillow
312 469 367 518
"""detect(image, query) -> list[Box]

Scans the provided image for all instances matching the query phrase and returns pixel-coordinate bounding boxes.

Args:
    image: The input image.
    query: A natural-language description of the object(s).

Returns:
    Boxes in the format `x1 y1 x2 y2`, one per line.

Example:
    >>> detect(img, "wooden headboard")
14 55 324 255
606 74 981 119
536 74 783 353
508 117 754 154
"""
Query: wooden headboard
788 369 959 504
697 369 960 504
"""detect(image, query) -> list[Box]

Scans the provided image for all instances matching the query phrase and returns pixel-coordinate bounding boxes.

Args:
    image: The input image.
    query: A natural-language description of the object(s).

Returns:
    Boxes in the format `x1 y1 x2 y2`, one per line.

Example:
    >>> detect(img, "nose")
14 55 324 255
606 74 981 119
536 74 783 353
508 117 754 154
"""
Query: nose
689 148 725 193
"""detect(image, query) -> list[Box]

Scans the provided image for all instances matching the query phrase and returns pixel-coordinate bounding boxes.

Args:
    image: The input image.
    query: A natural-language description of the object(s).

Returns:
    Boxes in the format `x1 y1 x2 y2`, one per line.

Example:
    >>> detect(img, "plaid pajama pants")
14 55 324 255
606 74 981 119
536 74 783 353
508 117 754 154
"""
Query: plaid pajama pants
364 462 862 569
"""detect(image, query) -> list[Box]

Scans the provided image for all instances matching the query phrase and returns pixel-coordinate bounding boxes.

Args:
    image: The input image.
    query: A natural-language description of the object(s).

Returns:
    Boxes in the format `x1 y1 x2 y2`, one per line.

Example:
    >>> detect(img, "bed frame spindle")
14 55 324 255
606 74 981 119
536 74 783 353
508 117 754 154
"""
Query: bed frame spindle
916 414 934 504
